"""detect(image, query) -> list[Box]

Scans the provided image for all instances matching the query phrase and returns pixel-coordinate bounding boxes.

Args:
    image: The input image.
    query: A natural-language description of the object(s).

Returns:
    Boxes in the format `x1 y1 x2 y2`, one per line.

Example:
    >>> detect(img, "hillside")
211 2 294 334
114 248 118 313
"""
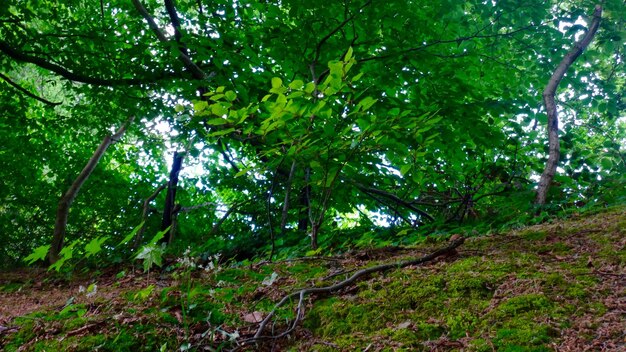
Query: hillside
1 207 625 351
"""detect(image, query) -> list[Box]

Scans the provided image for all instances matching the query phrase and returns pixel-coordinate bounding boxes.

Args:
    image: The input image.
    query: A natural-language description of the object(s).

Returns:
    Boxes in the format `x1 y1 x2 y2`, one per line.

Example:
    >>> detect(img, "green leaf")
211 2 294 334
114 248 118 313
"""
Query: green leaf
600 157 613 170
211 103 229 116
358 97 377 111
134 284 155 300
271 77 282 89
304 82 316 94
288 80 304 90
234 167 251 177
351 72 364 83
84 236 109 258
24 245 50 265
193 100 209 112
396 229 411 237
119 221 145 246
225 90 237 102
148 226 171 246
136 244 165 272
207 128 236 137
344 46 354 62
206 117 229 125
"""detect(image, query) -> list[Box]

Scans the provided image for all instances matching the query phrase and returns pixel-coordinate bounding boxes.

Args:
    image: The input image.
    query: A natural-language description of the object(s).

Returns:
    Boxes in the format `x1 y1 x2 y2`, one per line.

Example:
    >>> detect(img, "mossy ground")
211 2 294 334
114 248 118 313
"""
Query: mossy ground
1 207 624 351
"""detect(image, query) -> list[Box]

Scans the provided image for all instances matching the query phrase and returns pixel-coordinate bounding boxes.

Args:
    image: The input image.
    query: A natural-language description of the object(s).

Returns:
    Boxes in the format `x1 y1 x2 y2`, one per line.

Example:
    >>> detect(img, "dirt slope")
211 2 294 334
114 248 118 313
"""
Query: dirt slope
1 207 624 351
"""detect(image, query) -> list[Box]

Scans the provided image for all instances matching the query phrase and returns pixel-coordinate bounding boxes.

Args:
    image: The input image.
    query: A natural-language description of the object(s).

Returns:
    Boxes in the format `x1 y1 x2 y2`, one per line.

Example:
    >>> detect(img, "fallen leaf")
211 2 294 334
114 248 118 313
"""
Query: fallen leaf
242 311 264 323
396 320 412 329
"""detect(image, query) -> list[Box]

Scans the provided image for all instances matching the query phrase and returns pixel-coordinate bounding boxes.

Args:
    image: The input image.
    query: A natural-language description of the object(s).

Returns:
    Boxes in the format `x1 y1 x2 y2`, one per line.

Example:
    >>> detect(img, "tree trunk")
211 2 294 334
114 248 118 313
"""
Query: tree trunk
298 168 311 233
133 183 166 249
310 222 320 250
161 151 184 244
279 161 297 236
535 5 602 206
49 117 134 264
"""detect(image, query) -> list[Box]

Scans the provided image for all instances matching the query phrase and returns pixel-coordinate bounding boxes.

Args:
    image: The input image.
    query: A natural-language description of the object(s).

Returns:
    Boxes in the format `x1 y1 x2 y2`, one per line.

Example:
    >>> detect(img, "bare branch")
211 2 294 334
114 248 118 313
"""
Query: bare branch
133 183 167 249
353 183 434 222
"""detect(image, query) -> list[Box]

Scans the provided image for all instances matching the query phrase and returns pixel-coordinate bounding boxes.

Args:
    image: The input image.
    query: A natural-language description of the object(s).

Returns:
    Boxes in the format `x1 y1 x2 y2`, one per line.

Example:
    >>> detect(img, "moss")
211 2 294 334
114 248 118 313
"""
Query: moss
492 294 552 317
521 231 548 241
564 284 589 299
380 327 422 347
494 327 552 351
305 298 388 336
535 242 571 254
587 302 608 316
445 310 481 338
385 274 446 310
284 262 327 278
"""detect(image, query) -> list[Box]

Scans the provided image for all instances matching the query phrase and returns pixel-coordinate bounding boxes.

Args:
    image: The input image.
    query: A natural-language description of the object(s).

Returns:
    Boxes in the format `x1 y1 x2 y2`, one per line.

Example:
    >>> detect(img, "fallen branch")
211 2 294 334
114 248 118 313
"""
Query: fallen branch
240 237 465 345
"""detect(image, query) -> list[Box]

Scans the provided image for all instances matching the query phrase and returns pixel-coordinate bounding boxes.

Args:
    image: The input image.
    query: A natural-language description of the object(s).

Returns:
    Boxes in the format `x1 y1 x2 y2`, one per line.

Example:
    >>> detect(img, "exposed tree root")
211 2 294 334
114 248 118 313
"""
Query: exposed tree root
237 237 465 348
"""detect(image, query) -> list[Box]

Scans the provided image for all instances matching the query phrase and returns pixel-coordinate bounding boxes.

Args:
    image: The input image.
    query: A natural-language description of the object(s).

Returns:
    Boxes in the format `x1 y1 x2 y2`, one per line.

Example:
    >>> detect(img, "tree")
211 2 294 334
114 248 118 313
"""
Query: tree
0 0 623 267
535 5 603 206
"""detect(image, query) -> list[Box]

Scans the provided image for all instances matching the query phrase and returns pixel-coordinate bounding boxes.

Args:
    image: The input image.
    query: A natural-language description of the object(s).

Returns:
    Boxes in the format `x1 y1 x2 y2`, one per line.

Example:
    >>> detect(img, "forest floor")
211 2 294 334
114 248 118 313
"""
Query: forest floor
0 207 624 351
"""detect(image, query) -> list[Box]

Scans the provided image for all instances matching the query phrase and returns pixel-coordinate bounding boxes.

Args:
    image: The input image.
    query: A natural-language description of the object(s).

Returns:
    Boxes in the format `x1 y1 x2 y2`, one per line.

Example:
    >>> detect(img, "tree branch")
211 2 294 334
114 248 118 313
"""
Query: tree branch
133 183 167 249
131 0 210 80
353 182 434 222
0 40 172 86
0 72 62 106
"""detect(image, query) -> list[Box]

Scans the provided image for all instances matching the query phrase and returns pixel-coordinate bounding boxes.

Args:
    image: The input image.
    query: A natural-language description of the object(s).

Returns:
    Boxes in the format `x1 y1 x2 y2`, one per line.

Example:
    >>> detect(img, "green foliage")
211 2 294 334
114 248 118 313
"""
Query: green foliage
24 245 50 265
135 244 165 272
0 0 624 268
118 221 145 246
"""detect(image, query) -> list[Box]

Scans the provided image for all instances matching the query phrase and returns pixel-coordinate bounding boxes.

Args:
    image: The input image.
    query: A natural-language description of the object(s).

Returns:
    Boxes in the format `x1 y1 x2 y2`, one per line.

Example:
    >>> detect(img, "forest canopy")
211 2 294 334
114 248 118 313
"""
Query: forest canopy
0 0 624 268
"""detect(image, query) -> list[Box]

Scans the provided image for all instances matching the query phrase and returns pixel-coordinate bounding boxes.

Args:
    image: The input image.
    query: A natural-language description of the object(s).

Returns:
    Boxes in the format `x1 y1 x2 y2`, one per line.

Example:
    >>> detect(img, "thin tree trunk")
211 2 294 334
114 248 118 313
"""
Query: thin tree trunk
267 164 281 261
133 183 166 249
49 116 134 264
535 5 602 206
161 151 184 244
297 182 310 233
209 201 244 236
280 161 298 236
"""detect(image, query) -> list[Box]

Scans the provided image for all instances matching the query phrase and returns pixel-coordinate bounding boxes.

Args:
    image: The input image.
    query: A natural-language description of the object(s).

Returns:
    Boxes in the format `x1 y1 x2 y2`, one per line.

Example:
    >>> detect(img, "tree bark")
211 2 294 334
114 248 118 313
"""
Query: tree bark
49 116 134 264
132 183 166 249
279 161 298 236
161 151 185 244
535 5 602 206
297 182 311 233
